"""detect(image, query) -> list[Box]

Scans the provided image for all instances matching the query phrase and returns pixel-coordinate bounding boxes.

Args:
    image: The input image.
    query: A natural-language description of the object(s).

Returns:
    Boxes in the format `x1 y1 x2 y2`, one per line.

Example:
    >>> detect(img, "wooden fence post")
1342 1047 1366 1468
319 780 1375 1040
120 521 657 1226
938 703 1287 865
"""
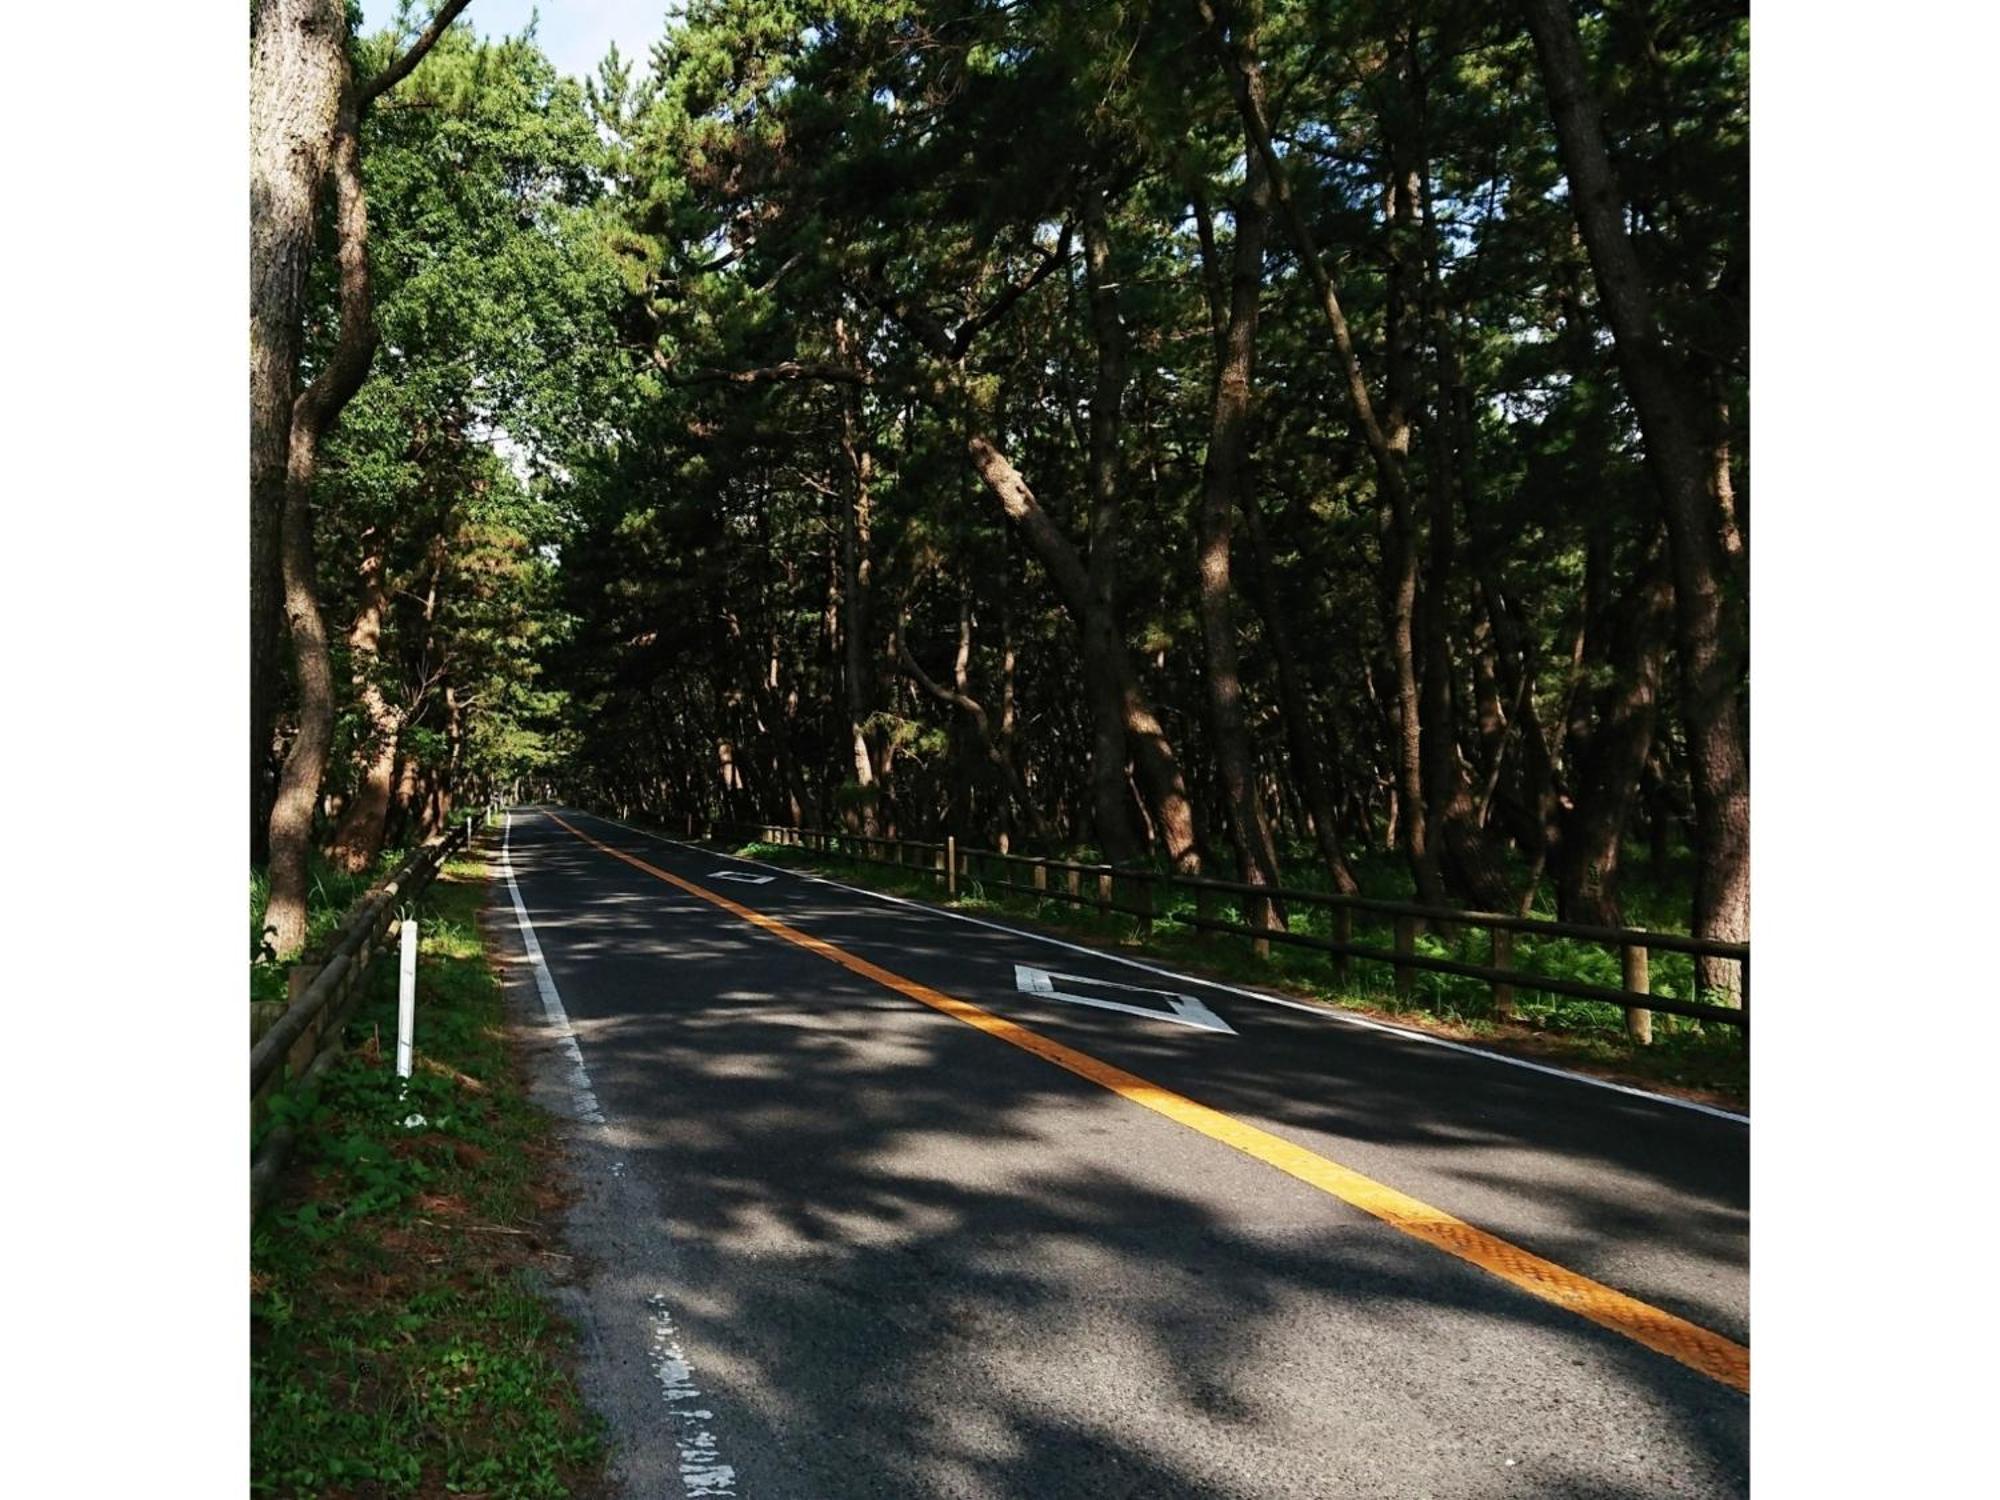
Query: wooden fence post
1135 874 1154 937
285 964 321 1082
1096 870 1113 917
1252 894 1272 961
1491 927 1516 1020
946 836 958 898
1333 907 1353 987
1066 866 1081 905
1032 859 1047 897
1623 944 1652 1045
1394 916 1417 1000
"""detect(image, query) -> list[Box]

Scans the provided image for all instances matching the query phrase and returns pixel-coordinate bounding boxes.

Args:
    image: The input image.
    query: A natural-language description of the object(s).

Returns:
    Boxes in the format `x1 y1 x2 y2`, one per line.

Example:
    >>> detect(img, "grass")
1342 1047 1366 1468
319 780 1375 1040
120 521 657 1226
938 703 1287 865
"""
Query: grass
250 850 410 1003
251 852 605 1498
707 831 1747 1108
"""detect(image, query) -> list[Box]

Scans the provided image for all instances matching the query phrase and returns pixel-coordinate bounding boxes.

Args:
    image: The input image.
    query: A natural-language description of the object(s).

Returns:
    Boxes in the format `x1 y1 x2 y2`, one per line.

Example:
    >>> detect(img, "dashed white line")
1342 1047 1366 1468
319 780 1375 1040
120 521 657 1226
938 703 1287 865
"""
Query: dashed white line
647 1295 738 1497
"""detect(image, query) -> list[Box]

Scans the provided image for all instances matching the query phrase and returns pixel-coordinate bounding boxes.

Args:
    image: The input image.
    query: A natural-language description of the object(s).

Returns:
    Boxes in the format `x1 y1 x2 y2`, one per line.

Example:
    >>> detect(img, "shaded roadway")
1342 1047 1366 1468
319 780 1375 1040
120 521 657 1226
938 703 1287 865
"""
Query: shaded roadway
497 806 1749 1498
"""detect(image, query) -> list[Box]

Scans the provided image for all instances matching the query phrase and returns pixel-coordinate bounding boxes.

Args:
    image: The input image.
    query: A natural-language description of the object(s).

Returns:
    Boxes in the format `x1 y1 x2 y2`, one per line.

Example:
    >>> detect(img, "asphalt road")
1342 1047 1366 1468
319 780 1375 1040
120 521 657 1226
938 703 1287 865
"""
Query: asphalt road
492 806 1749 1499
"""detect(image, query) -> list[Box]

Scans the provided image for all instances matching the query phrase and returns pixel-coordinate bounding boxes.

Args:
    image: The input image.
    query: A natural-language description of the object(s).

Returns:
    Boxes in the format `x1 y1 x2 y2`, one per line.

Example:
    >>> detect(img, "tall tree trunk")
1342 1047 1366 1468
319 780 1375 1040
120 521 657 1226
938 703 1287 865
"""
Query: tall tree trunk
896 615 1049 840
326 533 401 873
1241 494 1360 894
248 0 470 858
1521 0 1749 995
1193 142 1284 915
964 431 1198 871
836 324 883 837
1558 546 1672 925
250 0 349 860
261 83 382 961
1203 0 1440 900
1078 185 1144 864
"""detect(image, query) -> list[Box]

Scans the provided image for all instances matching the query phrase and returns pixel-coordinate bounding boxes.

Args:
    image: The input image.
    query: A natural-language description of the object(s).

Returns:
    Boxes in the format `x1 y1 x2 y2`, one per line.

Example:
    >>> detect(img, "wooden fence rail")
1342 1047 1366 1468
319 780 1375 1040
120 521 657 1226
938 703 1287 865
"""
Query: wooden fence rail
676 816 1748 1036
249 813 484 1213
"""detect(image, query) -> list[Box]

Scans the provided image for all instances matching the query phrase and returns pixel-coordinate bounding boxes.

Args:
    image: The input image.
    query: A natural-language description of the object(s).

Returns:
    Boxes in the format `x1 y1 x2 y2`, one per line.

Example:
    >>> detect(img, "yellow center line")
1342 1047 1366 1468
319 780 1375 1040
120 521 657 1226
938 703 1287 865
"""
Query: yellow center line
544 810 1749 1394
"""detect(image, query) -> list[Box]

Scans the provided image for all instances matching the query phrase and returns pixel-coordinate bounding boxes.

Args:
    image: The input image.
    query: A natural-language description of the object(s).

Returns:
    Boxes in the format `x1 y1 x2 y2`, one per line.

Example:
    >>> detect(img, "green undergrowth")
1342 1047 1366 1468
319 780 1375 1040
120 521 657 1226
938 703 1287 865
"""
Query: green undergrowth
251 854 605 1498
723 835 1747 1107
250 849 410 1003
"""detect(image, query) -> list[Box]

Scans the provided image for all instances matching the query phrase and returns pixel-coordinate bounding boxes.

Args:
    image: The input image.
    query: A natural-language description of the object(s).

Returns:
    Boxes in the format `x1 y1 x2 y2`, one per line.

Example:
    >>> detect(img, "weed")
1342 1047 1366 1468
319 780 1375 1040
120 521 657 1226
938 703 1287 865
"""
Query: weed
250 856 604 1498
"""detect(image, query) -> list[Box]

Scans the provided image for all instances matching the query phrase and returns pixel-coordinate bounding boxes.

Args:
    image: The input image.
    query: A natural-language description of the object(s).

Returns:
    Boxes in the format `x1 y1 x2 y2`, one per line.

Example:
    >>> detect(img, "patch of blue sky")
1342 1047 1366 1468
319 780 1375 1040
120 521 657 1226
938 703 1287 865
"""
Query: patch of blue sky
359 0 678 83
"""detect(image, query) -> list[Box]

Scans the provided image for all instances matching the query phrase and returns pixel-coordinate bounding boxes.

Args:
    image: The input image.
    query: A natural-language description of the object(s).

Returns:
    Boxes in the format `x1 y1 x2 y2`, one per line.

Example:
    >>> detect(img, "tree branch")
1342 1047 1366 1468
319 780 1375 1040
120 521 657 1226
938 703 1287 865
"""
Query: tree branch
950 223 1074 356
359 0 477 112
663 358 874 388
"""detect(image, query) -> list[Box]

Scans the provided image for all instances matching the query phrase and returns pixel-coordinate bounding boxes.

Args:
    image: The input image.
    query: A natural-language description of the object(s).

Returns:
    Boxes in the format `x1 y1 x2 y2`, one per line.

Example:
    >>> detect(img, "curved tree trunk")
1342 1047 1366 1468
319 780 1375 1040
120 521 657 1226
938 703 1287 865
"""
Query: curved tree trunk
1241 493 1359 895
1204 0 1442 901
963 431 1199 872
1558 547 1673 926
1520 0 1749 997
896 622 1049 840
1193 140 1284 918
252 0 473 871
261 84 382 961
1078 185 1144 865
250 0 349 860
326 535 401 874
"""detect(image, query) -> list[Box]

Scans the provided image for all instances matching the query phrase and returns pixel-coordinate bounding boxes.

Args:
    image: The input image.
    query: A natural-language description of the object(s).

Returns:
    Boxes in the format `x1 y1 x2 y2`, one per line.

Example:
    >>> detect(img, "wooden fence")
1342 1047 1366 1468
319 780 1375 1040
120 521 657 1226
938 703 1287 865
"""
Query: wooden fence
688 817 1748 1039
249 817 479 1213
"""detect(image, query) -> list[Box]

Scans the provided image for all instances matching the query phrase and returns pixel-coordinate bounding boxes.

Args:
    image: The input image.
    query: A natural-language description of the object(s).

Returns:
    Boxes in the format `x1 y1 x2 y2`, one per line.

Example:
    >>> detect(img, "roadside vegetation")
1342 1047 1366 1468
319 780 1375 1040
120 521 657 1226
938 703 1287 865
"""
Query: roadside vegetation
723 831 1747 1107
251 850 401 1001
251 854 604 1498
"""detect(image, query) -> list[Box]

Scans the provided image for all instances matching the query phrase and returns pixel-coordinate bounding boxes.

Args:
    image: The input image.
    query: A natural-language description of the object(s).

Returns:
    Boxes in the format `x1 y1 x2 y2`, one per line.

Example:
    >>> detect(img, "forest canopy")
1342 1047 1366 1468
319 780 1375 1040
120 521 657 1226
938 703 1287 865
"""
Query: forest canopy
250 0 1748 996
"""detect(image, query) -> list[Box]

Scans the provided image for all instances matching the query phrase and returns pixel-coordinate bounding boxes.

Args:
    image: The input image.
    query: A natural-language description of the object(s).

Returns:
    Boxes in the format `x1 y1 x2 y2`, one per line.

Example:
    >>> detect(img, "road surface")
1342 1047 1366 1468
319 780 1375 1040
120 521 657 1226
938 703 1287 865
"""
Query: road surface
492 806 1748 1498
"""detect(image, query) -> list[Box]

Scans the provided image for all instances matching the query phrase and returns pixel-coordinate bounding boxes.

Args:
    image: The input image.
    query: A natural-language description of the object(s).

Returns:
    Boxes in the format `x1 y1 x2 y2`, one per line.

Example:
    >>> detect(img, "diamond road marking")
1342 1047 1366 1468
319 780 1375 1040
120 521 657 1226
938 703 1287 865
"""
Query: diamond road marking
707 870 775 885
1014 964 1236 1034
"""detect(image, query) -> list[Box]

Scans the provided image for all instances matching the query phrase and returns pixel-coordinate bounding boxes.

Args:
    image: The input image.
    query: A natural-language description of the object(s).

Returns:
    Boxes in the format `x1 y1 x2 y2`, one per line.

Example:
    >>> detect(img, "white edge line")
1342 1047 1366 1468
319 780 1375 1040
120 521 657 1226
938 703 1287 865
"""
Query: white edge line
568 809 1749 1128
501 811 604 1127
501 812 738 1495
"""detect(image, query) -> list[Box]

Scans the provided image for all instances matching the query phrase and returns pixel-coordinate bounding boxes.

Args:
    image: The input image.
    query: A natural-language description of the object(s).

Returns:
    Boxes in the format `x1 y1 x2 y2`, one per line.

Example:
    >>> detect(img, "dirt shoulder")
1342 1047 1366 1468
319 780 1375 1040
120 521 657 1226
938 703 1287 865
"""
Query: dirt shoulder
250 851 607 1498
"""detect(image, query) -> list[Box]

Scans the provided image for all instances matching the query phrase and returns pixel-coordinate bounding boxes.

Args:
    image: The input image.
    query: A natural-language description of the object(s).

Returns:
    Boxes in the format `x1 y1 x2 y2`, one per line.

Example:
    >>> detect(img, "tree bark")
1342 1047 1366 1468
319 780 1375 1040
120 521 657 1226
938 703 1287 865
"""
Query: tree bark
250 0 349 859
1558 546 1672 925
261 83 382 961
1520 0 1749 995
964 431 1198 870
835 324 883 836
326 533 401 873
249 0 472 859
1241 494 1360 894
1077 186 1145 865
1192 142 1284 913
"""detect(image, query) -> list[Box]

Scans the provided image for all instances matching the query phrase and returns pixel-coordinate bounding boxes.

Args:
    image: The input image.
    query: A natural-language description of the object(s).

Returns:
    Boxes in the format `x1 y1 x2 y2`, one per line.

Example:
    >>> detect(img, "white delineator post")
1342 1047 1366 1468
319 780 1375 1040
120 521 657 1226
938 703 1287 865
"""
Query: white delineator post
396 915 418 1080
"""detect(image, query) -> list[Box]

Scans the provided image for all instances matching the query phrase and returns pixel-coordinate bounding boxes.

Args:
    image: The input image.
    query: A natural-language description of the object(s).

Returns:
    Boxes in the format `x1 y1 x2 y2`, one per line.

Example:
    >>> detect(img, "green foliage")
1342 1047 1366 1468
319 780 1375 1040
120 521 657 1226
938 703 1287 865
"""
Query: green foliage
251 860 604 1498
540 0 1746 949
250 848 405 982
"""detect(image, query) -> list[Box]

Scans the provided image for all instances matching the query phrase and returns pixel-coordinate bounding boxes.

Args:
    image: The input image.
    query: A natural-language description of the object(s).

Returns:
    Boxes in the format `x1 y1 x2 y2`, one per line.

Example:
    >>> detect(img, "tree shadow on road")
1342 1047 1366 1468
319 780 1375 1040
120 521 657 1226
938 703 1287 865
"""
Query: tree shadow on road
506 821 1750 1498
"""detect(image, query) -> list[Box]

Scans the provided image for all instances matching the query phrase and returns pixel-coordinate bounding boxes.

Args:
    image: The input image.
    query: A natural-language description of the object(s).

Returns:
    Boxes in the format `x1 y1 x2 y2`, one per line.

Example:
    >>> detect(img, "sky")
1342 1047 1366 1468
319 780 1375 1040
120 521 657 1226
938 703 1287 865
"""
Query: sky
360 0 673 83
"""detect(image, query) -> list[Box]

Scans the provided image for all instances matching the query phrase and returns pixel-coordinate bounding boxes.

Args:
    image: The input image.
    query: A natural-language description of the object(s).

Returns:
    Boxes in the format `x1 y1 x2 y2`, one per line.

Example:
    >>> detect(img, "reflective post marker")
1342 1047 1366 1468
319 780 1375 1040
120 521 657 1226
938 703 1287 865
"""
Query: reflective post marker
396 916 418 1080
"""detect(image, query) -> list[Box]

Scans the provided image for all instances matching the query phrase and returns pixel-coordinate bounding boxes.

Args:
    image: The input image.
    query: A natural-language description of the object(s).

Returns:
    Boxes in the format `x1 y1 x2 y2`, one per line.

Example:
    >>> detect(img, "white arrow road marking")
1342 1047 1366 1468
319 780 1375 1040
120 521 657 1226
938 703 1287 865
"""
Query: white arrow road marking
706 870 775 885
1014 964 1236 1034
